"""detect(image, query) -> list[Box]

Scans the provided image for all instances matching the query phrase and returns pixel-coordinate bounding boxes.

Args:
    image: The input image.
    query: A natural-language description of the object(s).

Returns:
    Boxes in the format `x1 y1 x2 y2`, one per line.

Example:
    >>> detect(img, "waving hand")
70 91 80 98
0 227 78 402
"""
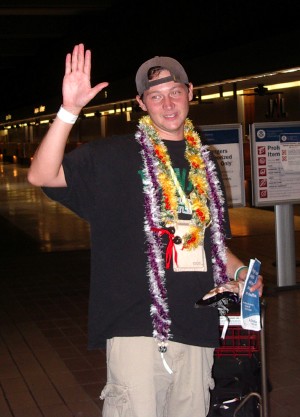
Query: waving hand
27 43 108 187
62 43 108 114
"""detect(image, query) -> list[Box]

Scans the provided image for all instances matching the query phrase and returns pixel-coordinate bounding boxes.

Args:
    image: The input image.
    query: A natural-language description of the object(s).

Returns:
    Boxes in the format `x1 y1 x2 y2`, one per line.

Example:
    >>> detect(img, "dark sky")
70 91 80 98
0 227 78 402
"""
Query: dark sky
1 0 300 117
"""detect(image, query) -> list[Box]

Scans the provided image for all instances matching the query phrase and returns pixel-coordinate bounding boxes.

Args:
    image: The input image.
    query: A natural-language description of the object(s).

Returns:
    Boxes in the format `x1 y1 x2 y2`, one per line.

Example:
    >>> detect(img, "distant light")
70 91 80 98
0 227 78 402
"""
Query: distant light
201 91 239 100
101 109 115 115
34 105 46 114
267 81 300 90
281 68 300 73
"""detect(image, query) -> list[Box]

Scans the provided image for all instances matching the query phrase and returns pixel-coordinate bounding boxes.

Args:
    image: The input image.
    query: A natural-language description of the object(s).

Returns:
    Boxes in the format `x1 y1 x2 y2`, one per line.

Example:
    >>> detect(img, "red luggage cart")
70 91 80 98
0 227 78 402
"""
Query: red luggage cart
214 299 268 417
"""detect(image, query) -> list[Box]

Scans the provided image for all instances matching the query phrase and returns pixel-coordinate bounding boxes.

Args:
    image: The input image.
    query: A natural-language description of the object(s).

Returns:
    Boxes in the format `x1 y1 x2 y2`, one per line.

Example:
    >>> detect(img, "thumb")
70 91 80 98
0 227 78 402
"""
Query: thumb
89 82 109 100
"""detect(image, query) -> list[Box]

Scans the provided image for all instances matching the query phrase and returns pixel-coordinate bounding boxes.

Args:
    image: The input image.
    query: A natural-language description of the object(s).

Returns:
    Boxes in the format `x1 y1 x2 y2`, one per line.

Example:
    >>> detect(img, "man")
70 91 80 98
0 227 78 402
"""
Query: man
28 44 263 417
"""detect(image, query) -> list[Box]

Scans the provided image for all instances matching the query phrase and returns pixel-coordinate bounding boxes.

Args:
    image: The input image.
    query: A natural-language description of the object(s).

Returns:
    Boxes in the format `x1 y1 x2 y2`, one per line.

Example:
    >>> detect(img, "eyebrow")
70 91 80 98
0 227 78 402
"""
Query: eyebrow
146 83 186 95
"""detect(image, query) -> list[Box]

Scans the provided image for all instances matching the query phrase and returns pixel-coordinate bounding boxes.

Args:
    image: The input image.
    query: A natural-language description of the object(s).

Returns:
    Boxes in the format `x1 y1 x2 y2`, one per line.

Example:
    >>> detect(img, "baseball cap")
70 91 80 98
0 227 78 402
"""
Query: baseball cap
135 56 189 96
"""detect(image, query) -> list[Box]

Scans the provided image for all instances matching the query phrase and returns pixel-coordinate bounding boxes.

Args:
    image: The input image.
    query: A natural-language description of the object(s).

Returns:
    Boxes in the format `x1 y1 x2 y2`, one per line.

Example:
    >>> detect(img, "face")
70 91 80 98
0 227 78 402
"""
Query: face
136 70 194 141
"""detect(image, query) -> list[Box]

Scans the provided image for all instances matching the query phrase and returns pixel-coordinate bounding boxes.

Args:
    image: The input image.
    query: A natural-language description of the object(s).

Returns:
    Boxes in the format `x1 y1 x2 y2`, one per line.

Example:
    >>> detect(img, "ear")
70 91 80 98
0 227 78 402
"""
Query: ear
136 95 147 111
188 83 194 102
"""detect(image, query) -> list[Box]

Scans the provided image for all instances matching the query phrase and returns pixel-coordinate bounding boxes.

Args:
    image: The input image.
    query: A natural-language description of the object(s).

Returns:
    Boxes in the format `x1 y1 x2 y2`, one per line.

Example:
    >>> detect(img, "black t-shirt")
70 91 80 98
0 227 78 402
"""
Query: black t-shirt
43 133 231 349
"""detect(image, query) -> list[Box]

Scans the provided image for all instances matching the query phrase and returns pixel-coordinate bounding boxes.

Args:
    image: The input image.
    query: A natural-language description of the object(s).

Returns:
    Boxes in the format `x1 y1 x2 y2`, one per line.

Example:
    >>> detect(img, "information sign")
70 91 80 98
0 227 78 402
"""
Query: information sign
199 124 245 207
250 122 300 206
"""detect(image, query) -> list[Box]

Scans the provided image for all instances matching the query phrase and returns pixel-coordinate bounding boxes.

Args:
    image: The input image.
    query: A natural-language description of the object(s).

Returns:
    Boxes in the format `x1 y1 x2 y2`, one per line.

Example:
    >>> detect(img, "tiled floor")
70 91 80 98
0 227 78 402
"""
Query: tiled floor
0 162 299 417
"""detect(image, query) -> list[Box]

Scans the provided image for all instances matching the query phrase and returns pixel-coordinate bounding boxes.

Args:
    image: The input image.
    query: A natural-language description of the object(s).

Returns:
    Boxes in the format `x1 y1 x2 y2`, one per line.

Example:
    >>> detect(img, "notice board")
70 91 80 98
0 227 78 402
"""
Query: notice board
199 124 245 207
250 122 300 206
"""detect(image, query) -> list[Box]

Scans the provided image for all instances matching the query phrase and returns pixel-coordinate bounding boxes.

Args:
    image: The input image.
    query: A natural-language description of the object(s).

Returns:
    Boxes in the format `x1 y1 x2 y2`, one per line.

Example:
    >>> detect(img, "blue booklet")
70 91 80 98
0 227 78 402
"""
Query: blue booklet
241 258 261 331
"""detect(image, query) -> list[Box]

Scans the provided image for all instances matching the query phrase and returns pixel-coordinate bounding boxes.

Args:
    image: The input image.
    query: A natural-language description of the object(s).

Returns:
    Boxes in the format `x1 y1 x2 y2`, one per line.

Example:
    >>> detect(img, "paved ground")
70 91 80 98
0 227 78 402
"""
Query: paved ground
0 162 300 417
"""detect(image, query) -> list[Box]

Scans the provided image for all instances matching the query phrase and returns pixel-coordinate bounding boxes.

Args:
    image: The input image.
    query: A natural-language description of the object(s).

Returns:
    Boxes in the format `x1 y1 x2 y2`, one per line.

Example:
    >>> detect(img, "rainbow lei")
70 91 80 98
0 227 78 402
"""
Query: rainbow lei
135 115 229 350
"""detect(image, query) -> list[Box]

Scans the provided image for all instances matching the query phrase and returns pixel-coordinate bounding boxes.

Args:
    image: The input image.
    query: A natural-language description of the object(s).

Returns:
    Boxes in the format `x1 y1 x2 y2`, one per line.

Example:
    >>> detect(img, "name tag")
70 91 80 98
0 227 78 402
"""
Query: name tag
173 220 207 272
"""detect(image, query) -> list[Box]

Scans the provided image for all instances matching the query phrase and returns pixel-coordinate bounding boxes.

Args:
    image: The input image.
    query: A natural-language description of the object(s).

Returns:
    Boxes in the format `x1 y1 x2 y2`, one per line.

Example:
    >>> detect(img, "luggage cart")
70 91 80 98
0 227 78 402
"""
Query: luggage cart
213 299 268 417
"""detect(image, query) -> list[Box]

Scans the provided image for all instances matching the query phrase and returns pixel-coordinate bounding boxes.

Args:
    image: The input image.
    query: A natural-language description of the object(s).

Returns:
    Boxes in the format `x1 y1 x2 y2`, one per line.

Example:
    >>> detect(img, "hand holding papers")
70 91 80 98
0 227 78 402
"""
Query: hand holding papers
240 258 261 331
195 258 262 332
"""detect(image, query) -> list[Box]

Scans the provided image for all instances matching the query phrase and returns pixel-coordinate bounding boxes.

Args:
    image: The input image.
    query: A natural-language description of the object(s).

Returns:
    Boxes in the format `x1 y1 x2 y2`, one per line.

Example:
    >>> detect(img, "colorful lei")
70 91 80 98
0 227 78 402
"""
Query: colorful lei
135 115 228 351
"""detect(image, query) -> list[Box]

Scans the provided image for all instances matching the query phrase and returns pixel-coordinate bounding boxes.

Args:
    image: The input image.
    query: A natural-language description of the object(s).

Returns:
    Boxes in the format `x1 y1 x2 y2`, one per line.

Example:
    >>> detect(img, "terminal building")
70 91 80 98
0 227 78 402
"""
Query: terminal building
0 5 300 415
1 63 300 212
1 64 300 167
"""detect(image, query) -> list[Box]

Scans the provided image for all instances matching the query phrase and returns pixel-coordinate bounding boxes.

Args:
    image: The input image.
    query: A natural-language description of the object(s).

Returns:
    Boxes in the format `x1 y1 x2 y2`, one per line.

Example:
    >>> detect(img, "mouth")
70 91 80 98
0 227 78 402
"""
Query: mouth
164 113 177 119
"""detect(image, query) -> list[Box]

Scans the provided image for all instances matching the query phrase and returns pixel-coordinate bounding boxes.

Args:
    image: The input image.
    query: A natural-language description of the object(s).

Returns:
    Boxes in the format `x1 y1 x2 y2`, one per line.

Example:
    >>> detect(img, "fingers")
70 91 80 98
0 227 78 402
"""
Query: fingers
71 44 79 73
67 44 89 74
65 53 71 75
77 44 85 72
63 43 109 106
91 82 109 97
250 276 264 297
83 49 91 76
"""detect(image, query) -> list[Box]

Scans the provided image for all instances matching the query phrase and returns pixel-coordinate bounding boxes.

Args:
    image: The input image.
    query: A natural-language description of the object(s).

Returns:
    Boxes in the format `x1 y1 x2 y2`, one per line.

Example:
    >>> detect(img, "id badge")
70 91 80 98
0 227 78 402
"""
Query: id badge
173 220 207 272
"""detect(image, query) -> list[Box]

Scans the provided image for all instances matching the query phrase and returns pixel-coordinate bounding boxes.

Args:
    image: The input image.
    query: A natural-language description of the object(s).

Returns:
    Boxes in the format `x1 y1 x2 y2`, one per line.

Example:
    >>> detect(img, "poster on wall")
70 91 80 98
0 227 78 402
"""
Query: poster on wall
250 122 300 206
199 124 245 207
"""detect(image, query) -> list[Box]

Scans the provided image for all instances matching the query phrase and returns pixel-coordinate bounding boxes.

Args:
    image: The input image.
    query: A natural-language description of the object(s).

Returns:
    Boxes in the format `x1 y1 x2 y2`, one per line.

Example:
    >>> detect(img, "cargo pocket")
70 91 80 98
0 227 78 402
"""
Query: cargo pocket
100 383 132 417
205 368 215 415
207 372 215 391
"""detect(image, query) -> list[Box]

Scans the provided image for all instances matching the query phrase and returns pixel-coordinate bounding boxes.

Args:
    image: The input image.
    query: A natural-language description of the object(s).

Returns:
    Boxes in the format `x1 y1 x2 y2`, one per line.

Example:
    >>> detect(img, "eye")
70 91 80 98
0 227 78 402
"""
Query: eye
170 89 183 97
150 94 162 101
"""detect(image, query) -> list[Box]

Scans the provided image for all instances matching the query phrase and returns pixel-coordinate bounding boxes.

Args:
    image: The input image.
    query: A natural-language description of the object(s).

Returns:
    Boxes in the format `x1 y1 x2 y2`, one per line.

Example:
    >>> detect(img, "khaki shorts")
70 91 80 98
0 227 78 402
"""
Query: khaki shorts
100 336 215 417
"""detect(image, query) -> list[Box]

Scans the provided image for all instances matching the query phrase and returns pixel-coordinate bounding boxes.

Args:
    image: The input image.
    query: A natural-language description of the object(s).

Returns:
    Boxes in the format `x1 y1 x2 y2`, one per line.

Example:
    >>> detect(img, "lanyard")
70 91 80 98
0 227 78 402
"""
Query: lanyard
168 165 192 213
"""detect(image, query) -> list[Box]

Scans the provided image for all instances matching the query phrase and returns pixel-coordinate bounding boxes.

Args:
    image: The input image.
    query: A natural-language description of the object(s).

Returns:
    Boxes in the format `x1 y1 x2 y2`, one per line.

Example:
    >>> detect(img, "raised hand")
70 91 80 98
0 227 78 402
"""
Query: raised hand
62 43 109 114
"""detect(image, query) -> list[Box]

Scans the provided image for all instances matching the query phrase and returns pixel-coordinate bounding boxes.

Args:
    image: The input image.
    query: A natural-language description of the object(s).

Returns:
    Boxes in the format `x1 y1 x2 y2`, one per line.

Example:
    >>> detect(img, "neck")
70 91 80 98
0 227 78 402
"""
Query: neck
162 137 184 142
163 136 185 141
148 121 185 142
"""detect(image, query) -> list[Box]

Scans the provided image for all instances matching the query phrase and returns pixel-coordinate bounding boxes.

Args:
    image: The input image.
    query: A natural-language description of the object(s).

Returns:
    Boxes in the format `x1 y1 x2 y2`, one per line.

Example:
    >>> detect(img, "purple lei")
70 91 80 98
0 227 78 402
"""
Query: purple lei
135 119 229 348
135 128 171 347
201 145 228 286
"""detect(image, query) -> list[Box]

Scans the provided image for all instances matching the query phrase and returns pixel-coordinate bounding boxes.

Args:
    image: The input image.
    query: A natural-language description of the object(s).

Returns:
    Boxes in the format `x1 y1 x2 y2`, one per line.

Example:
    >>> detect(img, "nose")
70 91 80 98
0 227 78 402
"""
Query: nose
162 95 174 109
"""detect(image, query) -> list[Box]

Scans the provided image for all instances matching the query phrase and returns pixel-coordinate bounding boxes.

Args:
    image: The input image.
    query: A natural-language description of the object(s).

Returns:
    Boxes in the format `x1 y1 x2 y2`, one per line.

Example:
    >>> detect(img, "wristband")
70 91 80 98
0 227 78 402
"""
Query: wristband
234 265 248 281
57 106 78 124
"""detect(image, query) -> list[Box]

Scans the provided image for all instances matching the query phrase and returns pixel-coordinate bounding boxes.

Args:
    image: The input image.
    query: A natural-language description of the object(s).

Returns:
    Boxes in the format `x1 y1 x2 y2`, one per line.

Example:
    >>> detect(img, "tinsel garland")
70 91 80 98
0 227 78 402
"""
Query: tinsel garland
140 116 211 250
135 127 171 348
135 116 229 349
201 145 228 286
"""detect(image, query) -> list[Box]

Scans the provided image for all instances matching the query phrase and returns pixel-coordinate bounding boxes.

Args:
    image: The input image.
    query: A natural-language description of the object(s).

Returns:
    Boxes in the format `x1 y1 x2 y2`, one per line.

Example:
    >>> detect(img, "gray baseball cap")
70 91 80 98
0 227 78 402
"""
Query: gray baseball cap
135 56 189 96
